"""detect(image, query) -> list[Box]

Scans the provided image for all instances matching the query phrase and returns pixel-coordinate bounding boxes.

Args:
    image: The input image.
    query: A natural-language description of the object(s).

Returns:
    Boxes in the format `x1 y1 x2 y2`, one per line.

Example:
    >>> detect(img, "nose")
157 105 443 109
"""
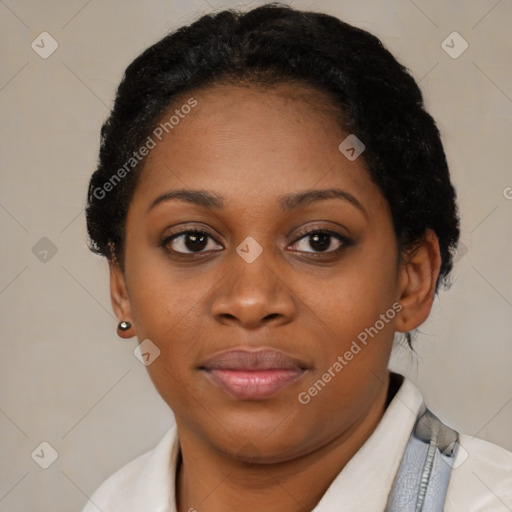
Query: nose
210 246 296 329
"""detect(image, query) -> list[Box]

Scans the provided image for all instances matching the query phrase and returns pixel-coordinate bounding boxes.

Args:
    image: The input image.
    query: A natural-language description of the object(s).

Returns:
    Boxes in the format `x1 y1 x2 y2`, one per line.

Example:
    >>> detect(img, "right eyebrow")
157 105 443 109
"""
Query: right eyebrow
146 189 224 215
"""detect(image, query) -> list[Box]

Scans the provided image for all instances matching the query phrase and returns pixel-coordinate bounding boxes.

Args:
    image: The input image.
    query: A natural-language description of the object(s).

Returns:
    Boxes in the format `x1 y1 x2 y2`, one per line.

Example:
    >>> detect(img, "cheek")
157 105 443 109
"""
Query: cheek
315 254 398 339
130 282 204 374
296 267 398 430
125 244 202 333
303 242 399 388
129 276 203 411
125 250 219 375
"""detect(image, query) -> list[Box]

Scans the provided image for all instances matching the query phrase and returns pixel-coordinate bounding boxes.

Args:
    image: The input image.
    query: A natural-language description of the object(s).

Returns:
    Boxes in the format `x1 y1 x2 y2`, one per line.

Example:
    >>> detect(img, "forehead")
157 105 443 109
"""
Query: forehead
131 82 383 214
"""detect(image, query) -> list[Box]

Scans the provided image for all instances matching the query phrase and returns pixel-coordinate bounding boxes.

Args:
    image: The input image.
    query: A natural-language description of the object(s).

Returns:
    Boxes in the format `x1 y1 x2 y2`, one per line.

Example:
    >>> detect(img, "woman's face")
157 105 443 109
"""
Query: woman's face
115 83 409 462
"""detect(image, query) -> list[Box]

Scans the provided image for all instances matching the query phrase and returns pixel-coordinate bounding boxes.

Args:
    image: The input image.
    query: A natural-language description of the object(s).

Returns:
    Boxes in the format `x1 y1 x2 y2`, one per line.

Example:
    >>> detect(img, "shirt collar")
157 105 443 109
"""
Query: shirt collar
312 374 424 511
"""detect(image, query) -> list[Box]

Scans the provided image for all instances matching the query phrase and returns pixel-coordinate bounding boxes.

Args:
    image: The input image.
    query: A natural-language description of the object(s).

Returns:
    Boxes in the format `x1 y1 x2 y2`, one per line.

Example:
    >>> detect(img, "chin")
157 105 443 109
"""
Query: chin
201 415 314 463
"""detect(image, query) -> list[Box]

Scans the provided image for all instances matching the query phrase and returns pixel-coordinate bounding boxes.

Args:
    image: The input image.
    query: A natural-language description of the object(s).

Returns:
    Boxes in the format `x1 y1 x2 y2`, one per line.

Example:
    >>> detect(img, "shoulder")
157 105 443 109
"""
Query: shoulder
81 426 178 512
445 434 512 511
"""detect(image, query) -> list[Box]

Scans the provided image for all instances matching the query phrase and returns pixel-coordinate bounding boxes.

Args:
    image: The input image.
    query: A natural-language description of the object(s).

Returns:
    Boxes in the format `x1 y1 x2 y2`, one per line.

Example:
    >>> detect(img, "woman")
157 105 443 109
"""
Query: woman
82 3 512 511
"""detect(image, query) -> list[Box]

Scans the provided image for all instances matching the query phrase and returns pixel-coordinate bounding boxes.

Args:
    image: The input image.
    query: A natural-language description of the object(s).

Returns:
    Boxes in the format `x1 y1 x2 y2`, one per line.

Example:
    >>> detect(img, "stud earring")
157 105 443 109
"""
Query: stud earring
118 321 132 331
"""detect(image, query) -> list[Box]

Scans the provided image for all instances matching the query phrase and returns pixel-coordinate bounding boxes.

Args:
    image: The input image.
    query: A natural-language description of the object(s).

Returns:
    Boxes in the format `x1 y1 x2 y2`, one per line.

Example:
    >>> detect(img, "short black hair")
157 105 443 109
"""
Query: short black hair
86 2 459 290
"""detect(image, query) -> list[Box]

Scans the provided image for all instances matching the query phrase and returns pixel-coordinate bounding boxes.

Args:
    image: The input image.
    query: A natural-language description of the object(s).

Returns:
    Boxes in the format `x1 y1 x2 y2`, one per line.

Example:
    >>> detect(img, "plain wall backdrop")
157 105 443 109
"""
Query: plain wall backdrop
1 0 511 510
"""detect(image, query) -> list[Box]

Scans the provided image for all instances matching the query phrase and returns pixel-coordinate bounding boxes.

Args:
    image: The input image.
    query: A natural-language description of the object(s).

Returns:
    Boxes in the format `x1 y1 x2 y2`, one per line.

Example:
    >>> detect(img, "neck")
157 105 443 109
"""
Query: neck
176 371 392 512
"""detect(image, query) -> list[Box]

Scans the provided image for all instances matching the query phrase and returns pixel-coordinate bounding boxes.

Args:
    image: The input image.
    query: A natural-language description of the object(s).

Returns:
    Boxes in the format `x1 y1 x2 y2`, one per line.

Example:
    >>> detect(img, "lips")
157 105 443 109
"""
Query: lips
200 348 308 400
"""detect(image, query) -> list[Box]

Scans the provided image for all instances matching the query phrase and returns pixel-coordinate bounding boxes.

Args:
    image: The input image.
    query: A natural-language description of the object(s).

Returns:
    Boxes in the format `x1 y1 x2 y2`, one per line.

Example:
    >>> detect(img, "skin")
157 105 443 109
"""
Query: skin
109 83 441 512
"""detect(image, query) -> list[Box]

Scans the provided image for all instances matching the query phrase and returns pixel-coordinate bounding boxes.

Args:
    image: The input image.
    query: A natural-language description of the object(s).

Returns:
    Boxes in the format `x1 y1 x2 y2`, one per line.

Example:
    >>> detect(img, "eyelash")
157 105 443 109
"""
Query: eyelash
160 227 352 258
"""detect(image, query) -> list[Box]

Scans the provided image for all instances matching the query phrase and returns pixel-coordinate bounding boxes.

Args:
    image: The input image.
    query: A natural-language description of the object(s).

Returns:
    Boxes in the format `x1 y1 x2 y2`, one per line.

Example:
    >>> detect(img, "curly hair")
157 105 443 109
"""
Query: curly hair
85 2 460 300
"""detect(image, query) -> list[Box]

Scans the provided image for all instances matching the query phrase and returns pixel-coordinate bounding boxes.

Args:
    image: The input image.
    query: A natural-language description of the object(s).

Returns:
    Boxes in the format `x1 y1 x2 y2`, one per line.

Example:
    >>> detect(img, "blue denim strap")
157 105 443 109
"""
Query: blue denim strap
385 405 459 511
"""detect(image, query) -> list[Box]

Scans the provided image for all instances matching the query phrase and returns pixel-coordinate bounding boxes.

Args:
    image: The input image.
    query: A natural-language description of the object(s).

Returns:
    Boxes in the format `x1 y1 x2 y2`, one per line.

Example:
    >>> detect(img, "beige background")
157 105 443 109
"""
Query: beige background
1 0 511 510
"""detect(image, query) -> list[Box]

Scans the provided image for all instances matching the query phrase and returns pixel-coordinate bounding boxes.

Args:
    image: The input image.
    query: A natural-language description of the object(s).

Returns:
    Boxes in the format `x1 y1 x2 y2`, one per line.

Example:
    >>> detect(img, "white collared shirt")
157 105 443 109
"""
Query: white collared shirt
82 377 512 511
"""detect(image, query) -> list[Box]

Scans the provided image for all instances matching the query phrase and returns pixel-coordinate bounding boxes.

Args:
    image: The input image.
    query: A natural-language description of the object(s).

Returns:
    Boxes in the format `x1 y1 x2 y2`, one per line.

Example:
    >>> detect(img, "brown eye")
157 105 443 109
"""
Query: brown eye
162 230 223 254
290 230 350 254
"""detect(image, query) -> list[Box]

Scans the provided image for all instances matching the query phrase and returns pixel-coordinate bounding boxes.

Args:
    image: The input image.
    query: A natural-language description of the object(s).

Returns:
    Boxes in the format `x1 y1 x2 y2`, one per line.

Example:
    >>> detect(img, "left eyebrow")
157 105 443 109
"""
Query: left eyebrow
278 188 367 218
145 187 367 218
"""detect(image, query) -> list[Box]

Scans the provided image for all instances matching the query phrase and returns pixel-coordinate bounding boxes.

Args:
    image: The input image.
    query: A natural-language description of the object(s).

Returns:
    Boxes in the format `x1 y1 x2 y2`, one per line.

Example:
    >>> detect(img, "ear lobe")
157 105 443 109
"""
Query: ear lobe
395 229 441 333
108 260 134 339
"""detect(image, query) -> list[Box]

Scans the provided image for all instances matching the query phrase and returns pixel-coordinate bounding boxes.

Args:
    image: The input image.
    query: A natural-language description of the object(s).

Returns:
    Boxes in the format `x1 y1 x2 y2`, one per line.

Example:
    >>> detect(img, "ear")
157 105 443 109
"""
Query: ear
395 229 441 333
109 260 135 339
